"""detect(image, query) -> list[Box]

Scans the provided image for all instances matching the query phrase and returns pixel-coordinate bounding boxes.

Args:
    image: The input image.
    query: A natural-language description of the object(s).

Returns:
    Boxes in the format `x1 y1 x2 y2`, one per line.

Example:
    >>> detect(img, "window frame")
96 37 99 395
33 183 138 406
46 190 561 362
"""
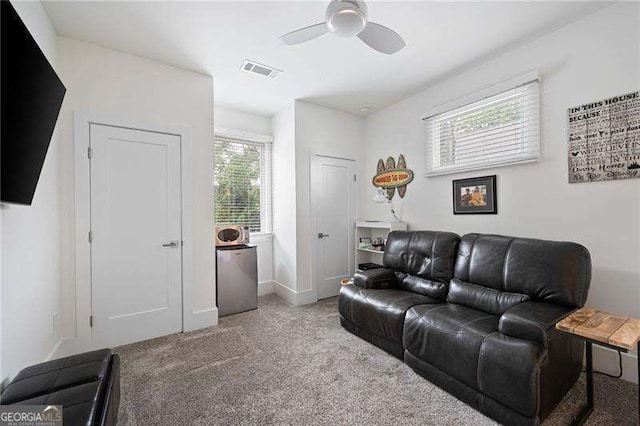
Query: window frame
423 71 540 177
213 127 273 236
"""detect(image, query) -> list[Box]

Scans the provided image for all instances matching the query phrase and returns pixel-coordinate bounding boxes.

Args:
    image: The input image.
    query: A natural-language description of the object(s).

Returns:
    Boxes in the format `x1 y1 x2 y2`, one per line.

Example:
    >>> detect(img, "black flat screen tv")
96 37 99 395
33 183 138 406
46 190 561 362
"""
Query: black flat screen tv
1 1 66 205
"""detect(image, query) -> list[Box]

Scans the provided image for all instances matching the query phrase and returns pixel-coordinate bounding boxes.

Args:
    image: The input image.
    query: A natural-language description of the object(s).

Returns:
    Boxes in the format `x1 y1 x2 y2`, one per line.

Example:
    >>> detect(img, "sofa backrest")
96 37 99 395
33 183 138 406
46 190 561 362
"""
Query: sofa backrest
453 233 591 309
383 230 460 300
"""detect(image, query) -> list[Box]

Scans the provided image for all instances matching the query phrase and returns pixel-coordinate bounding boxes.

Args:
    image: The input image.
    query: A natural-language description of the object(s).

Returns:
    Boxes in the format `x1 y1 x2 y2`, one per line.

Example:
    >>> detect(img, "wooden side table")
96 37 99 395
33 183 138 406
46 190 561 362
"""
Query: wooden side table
556 308 640 425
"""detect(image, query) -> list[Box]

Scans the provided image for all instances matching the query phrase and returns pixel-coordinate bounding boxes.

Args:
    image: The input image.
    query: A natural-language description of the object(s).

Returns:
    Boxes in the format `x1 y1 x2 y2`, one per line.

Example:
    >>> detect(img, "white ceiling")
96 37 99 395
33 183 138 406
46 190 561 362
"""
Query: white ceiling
42 1 611 116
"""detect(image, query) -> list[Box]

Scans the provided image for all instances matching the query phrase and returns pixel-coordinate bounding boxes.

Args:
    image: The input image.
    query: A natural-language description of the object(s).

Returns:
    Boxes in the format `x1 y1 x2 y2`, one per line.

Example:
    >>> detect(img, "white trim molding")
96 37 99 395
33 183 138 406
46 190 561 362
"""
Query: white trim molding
272 281 316 306
188 307 219 332
421 70 541 120
70 110 205 354
258 281 275 296
214 126 273 144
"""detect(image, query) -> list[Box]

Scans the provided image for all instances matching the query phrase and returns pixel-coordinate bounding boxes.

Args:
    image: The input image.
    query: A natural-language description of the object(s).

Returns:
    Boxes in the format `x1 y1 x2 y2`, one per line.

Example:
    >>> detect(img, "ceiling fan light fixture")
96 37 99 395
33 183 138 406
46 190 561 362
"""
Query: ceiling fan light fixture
279 0 405 55
327 9 367 37
325 0 368 37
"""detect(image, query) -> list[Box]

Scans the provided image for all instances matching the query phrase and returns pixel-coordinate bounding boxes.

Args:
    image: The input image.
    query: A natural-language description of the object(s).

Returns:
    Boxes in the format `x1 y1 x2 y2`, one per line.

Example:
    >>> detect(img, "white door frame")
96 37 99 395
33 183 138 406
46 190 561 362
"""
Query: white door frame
310 153 356 301
71 110 194 353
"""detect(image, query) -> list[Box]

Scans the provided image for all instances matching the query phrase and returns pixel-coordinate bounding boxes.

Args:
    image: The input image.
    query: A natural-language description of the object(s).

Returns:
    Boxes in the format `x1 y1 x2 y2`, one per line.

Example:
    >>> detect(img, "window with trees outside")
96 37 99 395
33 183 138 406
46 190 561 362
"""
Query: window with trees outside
424 78 540 176
213 137 271 234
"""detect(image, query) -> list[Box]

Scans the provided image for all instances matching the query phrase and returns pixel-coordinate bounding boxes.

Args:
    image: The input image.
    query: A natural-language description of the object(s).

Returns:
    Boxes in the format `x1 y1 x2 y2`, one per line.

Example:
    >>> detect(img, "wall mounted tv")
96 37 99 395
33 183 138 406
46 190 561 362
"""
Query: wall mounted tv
1 1 66 205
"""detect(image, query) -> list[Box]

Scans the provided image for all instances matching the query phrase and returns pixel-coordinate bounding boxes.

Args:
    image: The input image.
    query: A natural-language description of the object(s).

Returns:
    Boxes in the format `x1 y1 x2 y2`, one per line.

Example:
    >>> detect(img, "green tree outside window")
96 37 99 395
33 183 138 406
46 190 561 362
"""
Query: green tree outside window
214 140 263 232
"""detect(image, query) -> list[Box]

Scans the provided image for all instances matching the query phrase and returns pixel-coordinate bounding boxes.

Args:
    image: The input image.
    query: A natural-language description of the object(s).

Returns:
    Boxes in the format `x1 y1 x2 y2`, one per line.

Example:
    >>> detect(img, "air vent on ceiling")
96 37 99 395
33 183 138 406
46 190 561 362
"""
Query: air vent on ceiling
241 60 282 78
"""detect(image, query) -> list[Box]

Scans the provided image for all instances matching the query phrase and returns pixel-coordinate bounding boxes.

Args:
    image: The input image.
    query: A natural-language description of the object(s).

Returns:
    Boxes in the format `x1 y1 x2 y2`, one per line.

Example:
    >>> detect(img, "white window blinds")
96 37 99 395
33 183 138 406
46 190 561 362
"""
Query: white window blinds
424 79 540 176
214 137 271 233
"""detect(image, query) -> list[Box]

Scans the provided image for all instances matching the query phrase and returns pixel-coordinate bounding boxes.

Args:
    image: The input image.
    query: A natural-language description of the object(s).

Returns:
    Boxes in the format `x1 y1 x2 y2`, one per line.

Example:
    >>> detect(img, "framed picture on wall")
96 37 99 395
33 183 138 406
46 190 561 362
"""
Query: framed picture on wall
452 175 497 214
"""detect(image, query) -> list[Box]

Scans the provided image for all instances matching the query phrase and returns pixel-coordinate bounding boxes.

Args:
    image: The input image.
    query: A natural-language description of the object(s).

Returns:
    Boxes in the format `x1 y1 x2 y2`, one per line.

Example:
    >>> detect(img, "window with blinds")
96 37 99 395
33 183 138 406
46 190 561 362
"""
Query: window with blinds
213 137 271 233
424 79 540 176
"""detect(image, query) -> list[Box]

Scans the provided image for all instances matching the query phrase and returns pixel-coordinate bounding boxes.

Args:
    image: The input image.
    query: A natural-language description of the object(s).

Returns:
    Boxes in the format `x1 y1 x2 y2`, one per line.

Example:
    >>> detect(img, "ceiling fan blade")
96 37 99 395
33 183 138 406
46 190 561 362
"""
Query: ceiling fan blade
357 22 405 55
280 23 328 45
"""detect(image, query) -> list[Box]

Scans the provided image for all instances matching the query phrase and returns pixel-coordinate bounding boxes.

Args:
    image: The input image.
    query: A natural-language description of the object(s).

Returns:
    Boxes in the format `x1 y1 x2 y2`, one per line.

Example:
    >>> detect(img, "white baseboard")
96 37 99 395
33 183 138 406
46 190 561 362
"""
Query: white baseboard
60 335 90 359
258 280 275 296
272 281 317 306
46 306 220 362
55 308 218 359
186 307 218 332
592 344 638 384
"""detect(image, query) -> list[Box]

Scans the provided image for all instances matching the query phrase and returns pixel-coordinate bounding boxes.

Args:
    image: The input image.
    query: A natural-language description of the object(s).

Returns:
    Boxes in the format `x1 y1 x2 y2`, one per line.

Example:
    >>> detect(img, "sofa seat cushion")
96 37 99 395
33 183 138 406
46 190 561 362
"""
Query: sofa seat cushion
403 303 499 389
339 284 440 343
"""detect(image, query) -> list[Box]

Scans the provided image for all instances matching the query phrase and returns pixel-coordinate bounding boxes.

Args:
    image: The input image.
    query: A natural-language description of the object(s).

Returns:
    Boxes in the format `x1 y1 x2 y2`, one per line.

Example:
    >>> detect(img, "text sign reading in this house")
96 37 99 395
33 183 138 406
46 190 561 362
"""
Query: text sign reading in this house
568 91 640 183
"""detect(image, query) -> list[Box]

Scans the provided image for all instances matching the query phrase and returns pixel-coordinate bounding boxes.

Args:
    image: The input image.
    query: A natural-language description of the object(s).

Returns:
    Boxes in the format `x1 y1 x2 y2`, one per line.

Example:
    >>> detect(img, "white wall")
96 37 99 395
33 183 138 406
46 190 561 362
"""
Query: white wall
1 0 63 384
271 105 297 297
362 2 640 383
294 101 365 303
214 106 271 135
56 37 216 352
214 105 274 292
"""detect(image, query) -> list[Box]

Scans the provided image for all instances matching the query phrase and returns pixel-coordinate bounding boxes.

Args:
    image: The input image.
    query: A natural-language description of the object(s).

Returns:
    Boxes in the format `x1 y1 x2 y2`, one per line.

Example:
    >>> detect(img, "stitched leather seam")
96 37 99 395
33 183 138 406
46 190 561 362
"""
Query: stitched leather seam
358 291 433 311
8 370 103 405
457 315 496 332
410 304 450 316
476 331 498 390
9 359 107 384
502 238 516 292
504 313 549 332
412 310 495 335
361 291 417 305
36 378 103 404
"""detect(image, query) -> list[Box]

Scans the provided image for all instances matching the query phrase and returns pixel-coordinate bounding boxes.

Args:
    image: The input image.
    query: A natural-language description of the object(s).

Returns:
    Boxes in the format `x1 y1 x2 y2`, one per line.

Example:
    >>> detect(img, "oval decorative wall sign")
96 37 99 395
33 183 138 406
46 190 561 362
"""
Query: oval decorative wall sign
385 156 396 198
373 154 414 198
397 154 408 198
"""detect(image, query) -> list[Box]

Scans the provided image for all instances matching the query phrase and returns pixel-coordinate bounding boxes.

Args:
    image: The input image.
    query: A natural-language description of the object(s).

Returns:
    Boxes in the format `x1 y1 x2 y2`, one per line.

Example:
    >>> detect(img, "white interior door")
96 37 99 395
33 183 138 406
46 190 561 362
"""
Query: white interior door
90 124 182 348
313 156 355 300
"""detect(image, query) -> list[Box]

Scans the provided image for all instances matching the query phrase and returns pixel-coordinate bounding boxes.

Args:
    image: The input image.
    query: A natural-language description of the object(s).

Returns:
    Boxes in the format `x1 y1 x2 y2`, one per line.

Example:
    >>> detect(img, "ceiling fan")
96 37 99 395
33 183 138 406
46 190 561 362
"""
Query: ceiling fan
279 0 406 55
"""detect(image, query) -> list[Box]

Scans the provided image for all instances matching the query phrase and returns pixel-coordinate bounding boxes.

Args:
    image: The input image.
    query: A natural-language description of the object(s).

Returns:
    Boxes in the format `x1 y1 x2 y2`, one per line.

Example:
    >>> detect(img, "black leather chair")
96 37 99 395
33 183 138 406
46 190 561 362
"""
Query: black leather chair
0 349 120 425
340 231 591 426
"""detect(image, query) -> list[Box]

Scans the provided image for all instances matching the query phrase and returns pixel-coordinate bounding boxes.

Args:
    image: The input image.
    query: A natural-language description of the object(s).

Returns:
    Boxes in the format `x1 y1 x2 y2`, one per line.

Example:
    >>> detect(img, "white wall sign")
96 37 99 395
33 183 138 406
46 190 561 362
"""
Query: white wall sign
568 90 640 183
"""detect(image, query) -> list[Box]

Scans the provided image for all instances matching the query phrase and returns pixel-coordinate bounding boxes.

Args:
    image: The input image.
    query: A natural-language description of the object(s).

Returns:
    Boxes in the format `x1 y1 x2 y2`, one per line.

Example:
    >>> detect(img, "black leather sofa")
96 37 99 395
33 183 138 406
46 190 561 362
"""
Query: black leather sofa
0 349 120 425
339 231 591 425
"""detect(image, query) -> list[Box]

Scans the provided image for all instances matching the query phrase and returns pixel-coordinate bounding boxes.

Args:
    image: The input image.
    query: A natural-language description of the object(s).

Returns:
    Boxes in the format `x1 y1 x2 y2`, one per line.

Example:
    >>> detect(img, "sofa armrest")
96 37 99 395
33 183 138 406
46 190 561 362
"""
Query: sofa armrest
498 302 575 347
353 268 397 289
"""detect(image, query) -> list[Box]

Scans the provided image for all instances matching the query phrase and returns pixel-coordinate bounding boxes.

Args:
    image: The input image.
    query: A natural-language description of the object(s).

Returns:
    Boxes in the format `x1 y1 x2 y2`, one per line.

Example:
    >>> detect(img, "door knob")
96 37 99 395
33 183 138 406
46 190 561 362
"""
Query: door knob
318 233 330 239
162 241 179 248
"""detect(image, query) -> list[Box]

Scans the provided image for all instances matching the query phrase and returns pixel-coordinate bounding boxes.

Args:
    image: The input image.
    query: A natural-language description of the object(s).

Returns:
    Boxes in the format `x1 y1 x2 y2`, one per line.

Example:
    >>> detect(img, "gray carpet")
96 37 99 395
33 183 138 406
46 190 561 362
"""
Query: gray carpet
116 294 638 425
